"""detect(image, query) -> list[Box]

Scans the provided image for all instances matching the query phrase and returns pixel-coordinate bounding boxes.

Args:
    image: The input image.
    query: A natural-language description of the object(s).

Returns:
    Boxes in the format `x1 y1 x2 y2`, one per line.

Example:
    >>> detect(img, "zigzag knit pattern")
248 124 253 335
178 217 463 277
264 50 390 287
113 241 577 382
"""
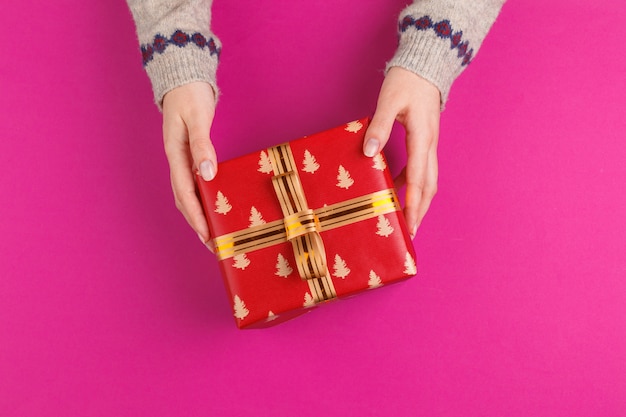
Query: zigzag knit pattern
140 30 221 66
400 15 474 66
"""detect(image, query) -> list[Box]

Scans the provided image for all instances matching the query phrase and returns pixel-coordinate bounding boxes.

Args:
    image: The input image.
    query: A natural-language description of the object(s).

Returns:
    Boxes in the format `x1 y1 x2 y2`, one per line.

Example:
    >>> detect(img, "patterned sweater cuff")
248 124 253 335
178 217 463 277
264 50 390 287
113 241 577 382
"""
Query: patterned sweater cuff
142 32 221 110
388 17 477 107
386 1 504 107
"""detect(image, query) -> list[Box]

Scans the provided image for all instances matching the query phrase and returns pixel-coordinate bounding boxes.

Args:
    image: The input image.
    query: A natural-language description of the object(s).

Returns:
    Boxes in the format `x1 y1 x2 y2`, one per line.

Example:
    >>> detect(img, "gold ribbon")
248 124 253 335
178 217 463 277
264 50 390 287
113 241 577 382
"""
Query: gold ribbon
213 143 401 303
269 144 335 301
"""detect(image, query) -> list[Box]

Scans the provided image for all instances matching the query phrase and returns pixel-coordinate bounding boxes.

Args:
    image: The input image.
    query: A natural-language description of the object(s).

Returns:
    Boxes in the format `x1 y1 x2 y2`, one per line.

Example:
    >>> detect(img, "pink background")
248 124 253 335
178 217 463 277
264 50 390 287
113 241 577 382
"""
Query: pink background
1 0 625 415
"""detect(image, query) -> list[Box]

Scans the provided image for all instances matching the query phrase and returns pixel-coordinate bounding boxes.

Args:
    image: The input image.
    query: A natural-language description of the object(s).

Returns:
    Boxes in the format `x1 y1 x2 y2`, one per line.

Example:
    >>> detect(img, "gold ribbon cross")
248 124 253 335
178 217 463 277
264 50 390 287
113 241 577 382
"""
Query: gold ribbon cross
212 143 402 304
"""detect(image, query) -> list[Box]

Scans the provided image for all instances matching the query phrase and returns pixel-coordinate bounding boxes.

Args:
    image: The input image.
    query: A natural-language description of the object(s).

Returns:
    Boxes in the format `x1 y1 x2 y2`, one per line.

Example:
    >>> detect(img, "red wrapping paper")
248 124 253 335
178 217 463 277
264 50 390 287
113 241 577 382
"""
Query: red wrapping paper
197 118 417 328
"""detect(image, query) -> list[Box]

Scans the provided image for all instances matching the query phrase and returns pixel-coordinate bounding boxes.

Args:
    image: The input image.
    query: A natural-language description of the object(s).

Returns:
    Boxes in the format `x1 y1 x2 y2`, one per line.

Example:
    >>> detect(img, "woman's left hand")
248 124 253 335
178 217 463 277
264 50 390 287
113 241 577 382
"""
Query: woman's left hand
363 66 441 238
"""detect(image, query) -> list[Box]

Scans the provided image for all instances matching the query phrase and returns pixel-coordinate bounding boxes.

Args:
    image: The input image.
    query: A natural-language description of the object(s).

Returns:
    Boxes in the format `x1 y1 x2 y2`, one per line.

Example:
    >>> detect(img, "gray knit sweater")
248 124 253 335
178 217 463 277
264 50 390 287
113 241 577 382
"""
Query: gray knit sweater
126 0 504 109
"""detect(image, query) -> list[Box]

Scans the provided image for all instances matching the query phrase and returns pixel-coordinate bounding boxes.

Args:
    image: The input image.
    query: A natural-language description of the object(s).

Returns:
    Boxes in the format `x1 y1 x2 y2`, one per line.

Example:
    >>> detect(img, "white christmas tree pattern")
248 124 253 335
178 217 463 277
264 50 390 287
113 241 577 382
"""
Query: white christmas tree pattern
368 270 383 289
336 165 354 189
275 253 293 277
232 253 251 270
332 254 351 279
375 214 394 237
266 311 279 322
248 206 266 227
403 252 417 275
301 149 320 174
233 295 250 320
372 154 386 171
258 150 273 174
345 120 364 133
303 292 315 308
214 190 232 215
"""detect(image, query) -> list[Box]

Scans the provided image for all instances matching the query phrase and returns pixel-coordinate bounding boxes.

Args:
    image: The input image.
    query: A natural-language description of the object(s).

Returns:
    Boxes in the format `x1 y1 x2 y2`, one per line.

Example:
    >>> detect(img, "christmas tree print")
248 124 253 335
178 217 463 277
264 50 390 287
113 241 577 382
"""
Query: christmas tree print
332 254 350 279
232 253 251 270
301 149 320 173
336 165 354 189
258 150 273 174
372 154 386 171
275 253 293 277
303 292 315 308
368 270 383 289
266 311 278 322
403 252 417 275
214 191 232 215
233 295 249 320
249 206 266 227
345 120 363 133
376 214 394 237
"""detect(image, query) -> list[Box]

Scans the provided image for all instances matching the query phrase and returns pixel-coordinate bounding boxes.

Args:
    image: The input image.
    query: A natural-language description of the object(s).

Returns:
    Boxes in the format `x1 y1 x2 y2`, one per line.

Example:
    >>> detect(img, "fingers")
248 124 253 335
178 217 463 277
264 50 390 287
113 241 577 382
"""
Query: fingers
162 82 217 247
163 112 212 245
393 167 407 190
417 145 438 226
403 126 438 237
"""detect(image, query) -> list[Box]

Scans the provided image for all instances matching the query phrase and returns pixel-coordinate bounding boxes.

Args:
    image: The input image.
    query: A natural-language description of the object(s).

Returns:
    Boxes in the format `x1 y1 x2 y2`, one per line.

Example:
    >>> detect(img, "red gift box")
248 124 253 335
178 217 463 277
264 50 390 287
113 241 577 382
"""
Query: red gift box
197 118 417 328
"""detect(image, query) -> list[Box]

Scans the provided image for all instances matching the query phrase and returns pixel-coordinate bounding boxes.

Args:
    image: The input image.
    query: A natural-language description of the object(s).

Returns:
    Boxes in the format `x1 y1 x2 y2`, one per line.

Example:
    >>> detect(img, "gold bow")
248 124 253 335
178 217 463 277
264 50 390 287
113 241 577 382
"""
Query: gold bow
268 144 336 301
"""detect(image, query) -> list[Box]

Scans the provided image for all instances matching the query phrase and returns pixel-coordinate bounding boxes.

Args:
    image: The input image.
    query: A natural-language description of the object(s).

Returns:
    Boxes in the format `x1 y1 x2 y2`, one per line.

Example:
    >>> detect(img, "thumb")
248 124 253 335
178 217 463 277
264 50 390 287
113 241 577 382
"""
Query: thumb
188 108 218 182
363 104 396 158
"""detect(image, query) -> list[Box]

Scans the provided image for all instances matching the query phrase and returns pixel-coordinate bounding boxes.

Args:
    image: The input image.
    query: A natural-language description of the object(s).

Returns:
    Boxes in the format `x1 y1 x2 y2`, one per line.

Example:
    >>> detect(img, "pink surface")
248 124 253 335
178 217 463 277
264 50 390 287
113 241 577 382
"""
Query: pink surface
1 0 625 415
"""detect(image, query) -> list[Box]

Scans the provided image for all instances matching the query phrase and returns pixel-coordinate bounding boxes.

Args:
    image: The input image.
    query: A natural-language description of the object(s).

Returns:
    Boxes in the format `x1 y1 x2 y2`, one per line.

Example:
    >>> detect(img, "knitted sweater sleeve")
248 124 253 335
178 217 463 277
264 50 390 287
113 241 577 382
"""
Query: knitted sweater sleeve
387 0 505 105
126 0 221 109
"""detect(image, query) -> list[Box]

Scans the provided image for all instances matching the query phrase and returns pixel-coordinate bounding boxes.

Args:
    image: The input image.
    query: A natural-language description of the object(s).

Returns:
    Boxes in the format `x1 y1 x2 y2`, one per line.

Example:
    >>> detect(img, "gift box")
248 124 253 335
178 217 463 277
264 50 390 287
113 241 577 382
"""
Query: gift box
197 118 417 328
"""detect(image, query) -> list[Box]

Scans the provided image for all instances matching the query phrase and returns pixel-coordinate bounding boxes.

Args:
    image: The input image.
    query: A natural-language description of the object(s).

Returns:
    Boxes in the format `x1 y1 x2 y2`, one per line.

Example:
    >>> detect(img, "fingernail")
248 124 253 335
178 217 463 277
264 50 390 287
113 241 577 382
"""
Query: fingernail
198 233 215 253
364 138 380 157
206 242 215 254
409 225 417 239
199 160 216 181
